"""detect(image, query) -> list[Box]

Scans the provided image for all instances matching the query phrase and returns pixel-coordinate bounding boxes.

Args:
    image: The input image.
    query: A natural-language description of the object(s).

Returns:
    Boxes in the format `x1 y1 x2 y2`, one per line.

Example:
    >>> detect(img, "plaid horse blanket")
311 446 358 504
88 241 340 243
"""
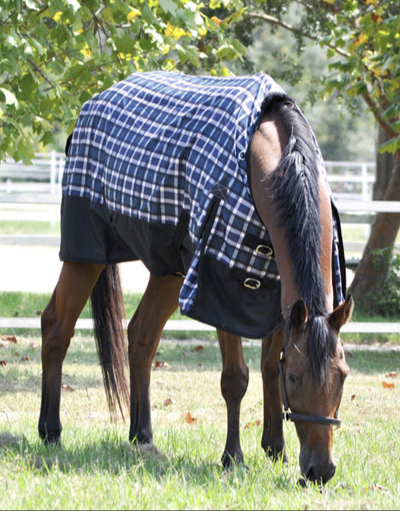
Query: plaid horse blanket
61 71 345 338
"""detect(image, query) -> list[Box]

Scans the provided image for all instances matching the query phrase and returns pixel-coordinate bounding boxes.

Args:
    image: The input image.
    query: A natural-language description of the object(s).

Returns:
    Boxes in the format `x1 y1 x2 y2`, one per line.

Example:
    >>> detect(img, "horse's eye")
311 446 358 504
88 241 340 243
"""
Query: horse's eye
287 373 296 385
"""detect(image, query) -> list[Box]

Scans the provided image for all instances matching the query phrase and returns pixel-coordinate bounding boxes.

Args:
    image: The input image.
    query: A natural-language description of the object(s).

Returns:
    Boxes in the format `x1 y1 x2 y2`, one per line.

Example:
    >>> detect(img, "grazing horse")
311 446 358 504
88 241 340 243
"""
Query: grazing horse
39 71 353 485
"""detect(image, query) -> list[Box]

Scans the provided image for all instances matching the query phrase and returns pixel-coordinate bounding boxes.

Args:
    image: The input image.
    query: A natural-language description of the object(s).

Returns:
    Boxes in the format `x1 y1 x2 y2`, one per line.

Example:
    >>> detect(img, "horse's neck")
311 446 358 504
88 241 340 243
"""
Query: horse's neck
317 175 334 312
250 112 334 318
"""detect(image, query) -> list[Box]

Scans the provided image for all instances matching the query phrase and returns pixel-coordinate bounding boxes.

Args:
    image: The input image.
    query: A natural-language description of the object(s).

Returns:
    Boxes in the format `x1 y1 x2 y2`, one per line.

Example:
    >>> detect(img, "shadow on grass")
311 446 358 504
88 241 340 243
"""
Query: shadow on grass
0 430 251 486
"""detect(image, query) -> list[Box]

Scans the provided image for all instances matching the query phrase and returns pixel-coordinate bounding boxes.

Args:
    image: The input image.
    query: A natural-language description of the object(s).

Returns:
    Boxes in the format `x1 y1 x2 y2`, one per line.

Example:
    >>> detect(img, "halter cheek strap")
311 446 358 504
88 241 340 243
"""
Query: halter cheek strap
279 350 342 428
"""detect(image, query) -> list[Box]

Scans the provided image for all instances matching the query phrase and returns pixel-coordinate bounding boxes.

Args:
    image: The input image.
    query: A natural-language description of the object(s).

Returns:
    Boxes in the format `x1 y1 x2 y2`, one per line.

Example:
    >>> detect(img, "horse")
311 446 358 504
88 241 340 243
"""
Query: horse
38 71 353 485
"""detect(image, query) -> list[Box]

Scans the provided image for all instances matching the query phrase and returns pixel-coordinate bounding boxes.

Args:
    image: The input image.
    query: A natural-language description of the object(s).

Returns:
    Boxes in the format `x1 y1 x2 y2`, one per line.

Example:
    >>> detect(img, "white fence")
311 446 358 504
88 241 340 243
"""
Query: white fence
1 156 399 252
324 161 375 202
1 316 399 334
0 155 377 204
0 152 65 203
0 156 391 246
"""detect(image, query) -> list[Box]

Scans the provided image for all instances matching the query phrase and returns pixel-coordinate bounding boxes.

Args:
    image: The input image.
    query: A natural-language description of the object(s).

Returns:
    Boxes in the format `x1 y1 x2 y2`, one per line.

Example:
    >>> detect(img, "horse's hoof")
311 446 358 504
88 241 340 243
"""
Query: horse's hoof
264 446 287 464
297 478 308 488
129 430 153 446
221 451 247 472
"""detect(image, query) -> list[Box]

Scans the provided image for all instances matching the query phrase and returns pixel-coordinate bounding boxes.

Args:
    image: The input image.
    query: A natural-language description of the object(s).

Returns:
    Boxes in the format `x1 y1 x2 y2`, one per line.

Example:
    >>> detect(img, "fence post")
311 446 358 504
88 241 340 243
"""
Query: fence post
50 151 56 195
361 163 369 201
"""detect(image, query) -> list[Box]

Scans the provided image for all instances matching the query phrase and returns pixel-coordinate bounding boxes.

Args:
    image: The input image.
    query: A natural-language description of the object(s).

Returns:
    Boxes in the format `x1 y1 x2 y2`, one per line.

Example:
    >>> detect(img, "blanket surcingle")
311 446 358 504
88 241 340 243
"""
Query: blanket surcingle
60 71 345 338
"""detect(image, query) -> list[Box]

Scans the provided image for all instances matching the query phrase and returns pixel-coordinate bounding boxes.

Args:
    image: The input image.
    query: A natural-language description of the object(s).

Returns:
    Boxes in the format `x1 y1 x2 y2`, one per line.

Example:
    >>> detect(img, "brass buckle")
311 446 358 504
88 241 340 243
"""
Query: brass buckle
256 244 273 257
244 278 261 290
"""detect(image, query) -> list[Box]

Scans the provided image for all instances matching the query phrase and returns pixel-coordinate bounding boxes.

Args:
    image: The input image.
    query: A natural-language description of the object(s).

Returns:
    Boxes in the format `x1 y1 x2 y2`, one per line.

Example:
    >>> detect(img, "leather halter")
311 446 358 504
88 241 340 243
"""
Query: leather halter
278 349 341 428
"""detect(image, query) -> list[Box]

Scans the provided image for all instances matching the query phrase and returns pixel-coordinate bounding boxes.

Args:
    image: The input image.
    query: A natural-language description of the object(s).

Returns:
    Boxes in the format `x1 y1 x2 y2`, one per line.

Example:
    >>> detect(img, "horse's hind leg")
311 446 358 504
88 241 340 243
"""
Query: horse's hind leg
217 330 249 468
39 262 104 444
128 274 182 445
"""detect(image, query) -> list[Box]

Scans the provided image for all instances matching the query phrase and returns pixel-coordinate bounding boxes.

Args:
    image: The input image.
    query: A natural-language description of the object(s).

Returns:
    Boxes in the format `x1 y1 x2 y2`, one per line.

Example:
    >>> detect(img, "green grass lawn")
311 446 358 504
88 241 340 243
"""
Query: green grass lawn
0 220 60 235
0 333 399 509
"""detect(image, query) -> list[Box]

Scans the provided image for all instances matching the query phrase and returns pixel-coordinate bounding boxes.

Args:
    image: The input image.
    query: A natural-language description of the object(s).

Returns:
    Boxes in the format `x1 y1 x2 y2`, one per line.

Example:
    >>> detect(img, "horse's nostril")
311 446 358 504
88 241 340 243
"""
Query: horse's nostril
305 463 336 484
306 466 316 482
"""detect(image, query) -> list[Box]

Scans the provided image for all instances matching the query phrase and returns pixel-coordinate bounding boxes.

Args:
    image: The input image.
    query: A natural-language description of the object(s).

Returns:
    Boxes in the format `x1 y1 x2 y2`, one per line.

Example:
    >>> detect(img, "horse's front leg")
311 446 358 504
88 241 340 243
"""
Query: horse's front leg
39 262 104 444
128 274 182 445
217 329 249 468
260 323 287 462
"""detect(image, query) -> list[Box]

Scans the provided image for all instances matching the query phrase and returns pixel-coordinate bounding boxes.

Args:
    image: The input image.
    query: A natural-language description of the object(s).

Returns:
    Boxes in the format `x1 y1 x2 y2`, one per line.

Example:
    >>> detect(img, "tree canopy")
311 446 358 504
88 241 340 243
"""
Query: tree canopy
0 0 246 162
244 0 400 156
2 1 399 163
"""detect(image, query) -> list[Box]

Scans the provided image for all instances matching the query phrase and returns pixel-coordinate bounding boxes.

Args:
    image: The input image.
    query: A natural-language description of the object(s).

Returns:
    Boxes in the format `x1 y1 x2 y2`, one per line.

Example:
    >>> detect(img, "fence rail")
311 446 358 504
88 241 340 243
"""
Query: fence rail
0 152 64 197
1 317 399 334
0 155 377 204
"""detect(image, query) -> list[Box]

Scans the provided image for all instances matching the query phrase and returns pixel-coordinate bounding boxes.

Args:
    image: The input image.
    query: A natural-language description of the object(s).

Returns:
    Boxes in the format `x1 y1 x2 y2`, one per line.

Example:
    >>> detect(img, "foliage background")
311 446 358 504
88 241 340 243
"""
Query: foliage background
2 0 389 163
0 0 246 162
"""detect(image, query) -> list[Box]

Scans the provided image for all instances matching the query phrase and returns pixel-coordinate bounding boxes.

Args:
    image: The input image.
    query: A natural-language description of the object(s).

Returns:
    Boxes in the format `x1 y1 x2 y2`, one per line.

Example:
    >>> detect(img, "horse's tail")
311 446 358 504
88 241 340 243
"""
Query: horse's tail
90 264 130 420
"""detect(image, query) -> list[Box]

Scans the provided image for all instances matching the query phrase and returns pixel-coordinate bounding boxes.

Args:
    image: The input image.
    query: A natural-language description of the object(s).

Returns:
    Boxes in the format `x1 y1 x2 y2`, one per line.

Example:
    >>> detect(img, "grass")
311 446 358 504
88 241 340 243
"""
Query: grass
0 291 176 320
0 220 60 235
0 334 399 509
0 291 218 341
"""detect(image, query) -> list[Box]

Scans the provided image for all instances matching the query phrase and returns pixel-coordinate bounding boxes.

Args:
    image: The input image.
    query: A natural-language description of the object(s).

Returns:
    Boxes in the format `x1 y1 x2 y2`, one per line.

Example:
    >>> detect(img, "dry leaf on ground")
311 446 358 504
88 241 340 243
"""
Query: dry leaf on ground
371 483 388 492
154 360 169 369
61 384 75 392
244 420 261 429
1 335 17 343
185 411 197 424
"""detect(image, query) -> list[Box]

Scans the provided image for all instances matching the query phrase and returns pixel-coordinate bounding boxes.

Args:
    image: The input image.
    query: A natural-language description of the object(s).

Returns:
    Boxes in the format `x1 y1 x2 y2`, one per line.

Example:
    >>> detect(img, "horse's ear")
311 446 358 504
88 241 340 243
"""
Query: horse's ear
329 294 354 333
290 299 308 333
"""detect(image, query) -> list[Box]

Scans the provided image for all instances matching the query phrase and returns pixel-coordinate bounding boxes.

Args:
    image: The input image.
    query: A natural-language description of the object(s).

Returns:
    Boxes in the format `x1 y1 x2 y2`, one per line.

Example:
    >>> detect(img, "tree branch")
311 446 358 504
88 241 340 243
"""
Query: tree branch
244 11 351 59
0 11 16 28
244 9 397 136
361 92 396 139
27 58 55 89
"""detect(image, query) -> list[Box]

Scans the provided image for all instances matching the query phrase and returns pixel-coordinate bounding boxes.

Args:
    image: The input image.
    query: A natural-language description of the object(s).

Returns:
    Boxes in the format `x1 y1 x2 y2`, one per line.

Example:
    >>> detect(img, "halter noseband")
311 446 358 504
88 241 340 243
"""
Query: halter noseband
278 350 341 428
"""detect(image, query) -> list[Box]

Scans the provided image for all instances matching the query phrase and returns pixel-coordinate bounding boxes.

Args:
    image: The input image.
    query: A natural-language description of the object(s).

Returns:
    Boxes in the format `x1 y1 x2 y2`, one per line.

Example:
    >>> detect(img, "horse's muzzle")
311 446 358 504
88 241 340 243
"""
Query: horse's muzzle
304 460 336 485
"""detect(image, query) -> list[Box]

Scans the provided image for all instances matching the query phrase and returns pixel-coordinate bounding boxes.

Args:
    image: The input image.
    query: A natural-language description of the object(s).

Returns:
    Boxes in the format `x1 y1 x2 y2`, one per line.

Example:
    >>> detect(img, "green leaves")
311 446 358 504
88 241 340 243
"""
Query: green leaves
0 0 246 163
379 135 400 155
0 88 18 107
159 0 178 16
321 0 400 154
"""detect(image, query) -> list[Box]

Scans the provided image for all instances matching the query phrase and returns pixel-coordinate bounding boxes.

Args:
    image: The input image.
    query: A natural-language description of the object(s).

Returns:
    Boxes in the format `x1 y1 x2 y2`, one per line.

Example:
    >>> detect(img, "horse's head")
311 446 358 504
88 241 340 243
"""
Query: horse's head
279 295 353 485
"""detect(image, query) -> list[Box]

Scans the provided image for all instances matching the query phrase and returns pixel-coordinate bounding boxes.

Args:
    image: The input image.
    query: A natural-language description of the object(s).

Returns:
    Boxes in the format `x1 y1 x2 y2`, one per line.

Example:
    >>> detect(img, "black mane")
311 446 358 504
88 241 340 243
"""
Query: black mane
264 94 336 383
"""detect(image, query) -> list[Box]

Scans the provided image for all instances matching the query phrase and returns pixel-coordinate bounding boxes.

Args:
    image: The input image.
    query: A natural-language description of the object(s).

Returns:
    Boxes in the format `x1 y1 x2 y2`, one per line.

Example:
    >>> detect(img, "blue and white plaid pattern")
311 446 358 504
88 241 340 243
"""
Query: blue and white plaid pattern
63 71 344 315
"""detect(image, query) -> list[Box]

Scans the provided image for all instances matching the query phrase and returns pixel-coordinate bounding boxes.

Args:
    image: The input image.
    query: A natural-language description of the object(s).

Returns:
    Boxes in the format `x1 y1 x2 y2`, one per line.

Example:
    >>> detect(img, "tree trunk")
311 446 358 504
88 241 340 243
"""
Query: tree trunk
349 151 400 311
373 126 394 200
